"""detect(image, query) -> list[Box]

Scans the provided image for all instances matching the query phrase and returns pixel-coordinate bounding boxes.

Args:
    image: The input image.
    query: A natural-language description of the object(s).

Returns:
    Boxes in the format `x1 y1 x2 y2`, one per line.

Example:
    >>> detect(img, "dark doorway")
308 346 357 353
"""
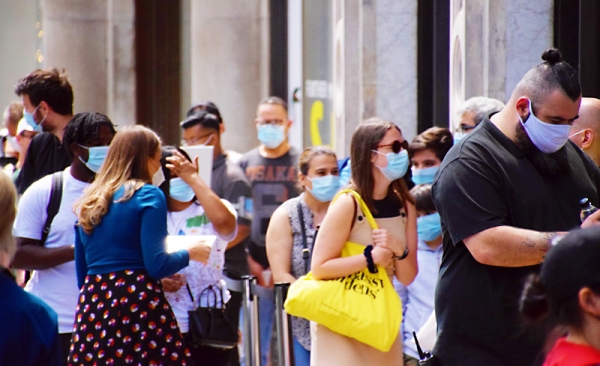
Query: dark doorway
270 0 288 99
418 1 450 132
135 0 181 145
554 0 600 98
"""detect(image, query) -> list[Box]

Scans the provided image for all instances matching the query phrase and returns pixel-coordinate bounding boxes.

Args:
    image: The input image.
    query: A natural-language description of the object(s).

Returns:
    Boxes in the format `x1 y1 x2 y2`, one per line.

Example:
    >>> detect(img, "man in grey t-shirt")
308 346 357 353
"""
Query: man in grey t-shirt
181 103 252 364
238 96 300 366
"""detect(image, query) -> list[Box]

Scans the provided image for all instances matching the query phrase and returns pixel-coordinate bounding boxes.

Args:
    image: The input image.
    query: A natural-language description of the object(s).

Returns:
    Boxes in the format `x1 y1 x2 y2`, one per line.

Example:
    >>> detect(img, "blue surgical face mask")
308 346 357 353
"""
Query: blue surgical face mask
23 105 43 132
372 149 409 181
169 177 195 202
78 145 109 173
257 125 286 149
453 132 465 145
519 98 570 154
411 166 439 185
417 212 442 242
307 175 341 202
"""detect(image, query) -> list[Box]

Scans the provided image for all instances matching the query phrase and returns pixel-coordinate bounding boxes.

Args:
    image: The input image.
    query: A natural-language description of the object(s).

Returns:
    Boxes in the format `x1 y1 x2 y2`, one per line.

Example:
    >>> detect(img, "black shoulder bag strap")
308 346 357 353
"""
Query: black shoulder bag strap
41 171 64 246
296 202 312 273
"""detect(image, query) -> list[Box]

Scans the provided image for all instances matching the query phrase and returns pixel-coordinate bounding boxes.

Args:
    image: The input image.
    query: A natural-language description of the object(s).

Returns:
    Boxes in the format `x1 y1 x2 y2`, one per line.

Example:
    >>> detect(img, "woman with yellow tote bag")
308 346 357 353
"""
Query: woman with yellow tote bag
308 119 418 365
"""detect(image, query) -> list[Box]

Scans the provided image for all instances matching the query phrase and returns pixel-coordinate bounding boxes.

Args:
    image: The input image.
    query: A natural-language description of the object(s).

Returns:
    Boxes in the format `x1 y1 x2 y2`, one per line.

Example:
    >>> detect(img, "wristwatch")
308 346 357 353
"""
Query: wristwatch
392 246 409 260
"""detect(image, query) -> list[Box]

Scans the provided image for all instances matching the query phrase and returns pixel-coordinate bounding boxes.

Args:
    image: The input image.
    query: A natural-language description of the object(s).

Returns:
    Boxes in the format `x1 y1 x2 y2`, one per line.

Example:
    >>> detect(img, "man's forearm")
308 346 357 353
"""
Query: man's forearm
463 226 564 267
11 244 75 270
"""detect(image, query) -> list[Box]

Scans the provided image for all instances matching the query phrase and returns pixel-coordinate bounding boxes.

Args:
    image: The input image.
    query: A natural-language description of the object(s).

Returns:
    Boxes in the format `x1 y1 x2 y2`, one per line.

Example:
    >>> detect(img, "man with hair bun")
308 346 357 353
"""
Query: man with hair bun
432 49 600 365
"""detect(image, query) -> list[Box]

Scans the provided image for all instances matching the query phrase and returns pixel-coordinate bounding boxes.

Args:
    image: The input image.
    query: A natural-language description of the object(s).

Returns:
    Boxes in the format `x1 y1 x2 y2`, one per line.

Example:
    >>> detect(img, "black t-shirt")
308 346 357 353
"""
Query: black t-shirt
239 147 300 268
211 154 252 279
431 117 600 365
15 133 70 194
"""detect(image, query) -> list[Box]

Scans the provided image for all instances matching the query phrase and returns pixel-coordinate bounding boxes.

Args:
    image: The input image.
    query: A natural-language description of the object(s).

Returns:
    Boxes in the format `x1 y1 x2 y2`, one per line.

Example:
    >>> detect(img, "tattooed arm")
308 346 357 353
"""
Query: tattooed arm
462 227 562 267
463 208 600 267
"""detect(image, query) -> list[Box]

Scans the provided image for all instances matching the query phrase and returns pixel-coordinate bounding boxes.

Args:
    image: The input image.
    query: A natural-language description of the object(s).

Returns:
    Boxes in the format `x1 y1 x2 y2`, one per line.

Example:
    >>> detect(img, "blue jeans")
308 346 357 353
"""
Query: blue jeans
293 337 310 366
239 296 275 366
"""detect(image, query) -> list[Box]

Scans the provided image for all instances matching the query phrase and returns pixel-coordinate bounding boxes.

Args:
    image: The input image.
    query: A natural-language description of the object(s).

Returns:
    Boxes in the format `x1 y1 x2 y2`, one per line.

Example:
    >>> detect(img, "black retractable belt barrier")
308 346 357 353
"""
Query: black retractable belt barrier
274 283 294 366
241 276 261 366
238 275 278 366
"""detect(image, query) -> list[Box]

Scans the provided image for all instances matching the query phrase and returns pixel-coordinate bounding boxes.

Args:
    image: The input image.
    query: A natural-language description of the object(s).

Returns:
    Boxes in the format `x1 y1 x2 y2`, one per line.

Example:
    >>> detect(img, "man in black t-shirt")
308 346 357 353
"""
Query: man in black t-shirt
432 49 600 365
238 96 300 366
14 68 73 194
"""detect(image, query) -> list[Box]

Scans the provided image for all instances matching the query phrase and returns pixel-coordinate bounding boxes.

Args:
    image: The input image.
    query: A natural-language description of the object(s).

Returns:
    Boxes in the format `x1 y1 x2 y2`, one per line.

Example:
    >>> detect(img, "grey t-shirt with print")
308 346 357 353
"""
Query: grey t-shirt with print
238 147 300 268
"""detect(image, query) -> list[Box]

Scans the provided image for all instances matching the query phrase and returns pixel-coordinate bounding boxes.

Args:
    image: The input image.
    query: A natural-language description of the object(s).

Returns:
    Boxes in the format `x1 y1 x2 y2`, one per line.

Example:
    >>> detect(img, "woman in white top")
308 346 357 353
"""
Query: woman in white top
159 146 238 366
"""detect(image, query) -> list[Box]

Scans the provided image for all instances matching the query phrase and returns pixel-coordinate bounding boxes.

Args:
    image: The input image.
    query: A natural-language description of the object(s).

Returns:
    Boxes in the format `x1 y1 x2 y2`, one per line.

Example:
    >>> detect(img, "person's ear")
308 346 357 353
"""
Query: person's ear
70 142 83 159
578 287 600 317
581 129 594 149
219 124 225 135
515 97 530 120
38 101 50 115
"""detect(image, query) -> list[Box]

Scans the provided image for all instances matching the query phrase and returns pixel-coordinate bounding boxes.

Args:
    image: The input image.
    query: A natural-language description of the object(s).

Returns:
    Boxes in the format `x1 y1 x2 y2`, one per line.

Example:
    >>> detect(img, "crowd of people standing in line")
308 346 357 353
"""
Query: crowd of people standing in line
2 47 600 366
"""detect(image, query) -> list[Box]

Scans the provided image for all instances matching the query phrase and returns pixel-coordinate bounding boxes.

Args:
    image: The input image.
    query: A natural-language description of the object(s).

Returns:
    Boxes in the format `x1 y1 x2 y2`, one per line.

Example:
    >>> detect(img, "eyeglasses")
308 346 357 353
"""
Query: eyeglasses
255 118 286 126
181 132 213 146
457 124 477 133
376 140 406 154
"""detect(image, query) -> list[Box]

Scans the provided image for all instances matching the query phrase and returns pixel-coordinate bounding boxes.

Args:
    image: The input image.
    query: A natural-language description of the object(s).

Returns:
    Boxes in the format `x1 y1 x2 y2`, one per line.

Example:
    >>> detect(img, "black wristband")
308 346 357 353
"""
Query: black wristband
364 245 378 273
392 246 409 260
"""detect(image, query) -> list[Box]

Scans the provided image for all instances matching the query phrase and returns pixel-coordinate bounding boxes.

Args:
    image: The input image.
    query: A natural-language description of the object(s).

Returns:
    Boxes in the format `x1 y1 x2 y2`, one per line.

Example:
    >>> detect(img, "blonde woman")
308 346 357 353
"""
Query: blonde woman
70 126 209 365
0 172 62 365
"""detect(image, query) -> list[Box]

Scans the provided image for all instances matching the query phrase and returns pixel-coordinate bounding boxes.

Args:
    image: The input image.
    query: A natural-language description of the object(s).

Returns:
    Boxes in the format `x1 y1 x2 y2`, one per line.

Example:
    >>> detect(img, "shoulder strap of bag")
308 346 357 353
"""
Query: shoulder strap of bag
332 189 378 230
41 171 64 246
296 201 311 273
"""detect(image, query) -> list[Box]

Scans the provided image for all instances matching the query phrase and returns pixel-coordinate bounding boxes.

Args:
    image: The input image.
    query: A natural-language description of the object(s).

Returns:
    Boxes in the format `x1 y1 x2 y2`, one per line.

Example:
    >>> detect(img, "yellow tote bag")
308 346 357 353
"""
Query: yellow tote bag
284 190 402 352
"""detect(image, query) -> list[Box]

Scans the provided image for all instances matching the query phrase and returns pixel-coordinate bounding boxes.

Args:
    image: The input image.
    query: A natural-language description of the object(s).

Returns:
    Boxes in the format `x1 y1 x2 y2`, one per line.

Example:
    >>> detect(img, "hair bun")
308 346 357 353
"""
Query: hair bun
542 48 562 65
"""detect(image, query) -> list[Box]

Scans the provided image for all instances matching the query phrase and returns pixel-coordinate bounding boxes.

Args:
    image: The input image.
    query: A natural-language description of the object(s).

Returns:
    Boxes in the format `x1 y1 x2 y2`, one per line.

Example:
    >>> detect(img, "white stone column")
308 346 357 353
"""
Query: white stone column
190 0 269 155
374 0 418 141
106 0 136 126
41 0 135 125
42 0 108 114
333 0 362 158
450 0 552 128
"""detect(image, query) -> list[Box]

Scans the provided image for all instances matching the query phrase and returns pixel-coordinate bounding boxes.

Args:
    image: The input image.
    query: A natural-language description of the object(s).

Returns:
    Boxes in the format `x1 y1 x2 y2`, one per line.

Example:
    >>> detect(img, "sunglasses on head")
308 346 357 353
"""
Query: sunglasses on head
376 140 407 154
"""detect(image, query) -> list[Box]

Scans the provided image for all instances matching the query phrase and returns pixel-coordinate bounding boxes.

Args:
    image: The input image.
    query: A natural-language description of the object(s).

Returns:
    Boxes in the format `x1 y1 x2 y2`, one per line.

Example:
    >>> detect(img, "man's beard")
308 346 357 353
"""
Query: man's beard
514 121 569 177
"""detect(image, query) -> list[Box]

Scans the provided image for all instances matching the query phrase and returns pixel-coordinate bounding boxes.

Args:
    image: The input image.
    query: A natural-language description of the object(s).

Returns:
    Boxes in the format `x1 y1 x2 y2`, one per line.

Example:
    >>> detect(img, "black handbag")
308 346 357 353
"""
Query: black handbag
186 284 238 349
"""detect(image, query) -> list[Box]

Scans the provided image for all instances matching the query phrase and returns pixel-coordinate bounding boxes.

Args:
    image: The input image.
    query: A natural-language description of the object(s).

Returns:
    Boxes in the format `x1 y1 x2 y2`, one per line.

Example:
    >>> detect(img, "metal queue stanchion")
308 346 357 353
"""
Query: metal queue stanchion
242 275 261 366
274 283 294 366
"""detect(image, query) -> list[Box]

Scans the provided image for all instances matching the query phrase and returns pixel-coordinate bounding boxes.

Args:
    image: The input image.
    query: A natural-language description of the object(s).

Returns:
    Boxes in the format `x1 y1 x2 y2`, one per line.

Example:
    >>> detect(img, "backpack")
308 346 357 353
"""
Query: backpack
40 171 64 246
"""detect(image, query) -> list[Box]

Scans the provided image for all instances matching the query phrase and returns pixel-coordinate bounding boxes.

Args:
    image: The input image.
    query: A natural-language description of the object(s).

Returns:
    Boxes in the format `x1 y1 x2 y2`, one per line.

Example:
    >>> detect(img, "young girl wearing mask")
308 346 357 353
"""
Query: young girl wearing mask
401 184 442 366
521 227 600 366
158 146 238 366
266 146 341 366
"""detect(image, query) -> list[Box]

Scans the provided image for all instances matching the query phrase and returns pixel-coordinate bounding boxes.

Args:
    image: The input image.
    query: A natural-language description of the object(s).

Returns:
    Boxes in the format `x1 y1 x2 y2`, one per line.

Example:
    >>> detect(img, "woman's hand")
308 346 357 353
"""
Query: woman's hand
372 228 404 257
187 240 212 264
166 150 200 184
371 245 393 268
161 274 185 292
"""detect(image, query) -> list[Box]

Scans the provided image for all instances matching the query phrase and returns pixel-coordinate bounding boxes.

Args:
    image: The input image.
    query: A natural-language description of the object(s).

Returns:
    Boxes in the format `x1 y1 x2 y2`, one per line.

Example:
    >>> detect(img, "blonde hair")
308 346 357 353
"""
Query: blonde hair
0 172 17 260
74 125 161 233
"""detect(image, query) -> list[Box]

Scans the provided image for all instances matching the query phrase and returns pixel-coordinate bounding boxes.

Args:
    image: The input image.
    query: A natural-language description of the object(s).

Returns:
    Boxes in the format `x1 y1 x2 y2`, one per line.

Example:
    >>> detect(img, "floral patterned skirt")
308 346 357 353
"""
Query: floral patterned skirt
68 269 192 366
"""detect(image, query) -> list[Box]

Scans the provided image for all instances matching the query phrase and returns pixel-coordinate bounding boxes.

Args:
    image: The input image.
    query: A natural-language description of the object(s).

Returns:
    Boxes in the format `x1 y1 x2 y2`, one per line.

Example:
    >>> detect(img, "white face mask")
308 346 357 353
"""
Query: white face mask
151 165 165 187
519 98 570 154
